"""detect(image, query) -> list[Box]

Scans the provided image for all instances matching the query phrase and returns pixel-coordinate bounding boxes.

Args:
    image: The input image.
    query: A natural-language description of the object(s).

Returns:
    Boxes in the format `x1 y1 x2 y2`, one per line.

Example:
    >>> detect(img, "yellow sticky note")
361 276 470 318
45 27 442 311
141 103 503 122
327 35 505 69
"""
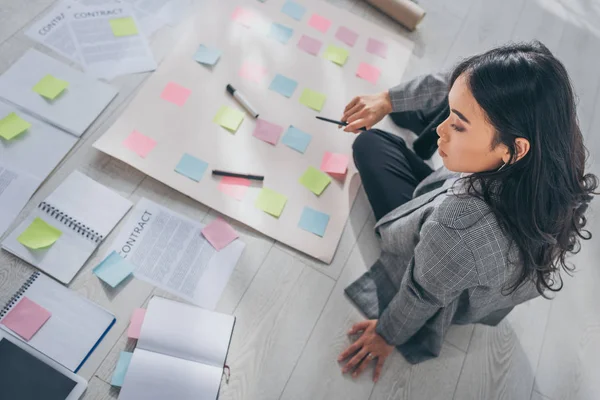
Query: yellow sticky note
17 217 62 250
0 113 31 140
255 188 288 217
33 75 69 100
109 17 139 37
299 89 326 112
213 106 245 132
299 166 331 195
324 45 349 66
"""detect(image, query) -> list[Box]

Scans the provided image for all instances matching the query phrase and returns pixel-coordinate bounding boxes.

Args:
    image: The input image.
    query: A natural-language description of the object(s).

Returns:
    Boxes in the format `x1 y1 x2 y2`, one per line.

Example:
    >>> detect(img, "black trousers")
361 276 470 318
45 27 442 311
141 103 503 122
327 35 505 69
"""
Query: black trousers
353 129 434 221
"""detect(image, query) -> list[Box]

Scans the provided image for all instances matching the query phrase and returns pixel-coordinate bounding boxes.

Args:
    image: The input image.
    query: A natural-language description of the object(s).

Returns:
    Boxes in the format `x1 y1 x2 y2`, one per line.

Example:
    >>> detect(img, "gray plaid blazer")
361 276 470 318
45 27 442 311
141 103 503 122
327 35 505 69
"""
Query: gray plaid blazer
345 74 541 364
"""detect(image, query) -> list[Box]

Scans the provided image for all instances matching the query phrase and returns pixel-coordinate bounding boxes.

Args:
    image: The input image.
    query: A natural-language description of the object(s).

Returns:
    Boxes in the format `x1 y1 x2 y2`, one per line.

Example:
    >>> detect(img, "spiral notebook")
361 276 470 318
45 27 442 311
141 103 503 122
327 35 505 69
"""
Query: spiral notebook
0 271 115 372
1 171 132 284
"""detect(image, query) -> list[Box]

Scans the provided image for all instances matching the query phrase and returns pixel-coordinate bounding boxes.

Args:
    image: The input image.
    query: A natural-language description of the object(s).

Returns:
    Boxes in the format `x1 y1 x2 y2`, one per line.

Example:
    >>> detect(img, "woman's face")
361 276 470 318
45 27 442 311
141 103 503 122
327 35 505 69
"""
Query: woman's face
436 73 508 173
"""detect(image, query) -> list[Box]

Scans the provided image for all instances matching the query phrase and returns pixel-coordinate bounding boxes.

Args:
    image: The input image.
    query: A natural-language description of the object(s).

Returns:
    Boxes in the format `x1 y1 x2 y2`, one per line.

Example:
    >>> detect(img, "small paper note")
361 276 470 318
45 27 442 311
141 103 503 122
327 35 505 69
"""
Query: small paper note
321 152 349 179
308 13 331 33
366 38 388 58
281 1 306 21
269 74 298 98
111 352 133 387
160 82 192 106
253 119 284 145
298 207 330 237
0 112 31 140
127 308 146 339
299 166 331 195
324 45 349 66
239 62 268 84
269 23 294 44
357 62 381 84
194 44 222 66
218 176 250 201
213 106 245 132
335 26 358 47
2 297 51 341
175 153 208 182
123 130 156 158
33 74 68 100
255 188 287 217
232 7 255 28
93 251 135 288
297 35 322 56
109 17 139 37
282 126 311 153
299 88 326 112
17 217 62 249
202 218 239 251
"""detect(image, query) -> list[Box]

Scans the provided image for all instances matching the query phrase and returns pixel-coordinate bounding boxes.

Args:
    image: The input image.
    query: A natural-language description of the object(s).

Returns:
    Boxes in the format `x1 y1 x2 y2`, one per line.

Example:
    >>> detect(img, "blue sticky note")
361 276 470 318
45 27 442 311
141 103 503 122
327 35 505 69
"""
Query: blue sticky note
282 126 312 153
269 23 294 44
194 44 222 66
298 207 330 237
93 251 134 288
175 153 209 182
281 1 307 21
269 74 298 98
111 351 133 387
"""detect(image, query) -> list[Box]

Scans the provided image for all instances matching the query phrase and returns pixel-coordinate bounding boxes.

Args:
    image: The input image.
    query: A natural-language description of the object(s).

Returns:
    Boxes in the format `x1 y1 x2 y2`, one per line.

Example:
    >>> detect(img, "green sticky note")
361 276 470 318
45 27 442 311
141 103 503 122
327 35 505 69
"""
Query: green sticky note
33 75 69 100
0 113 31 140
213 106 245 132
255 188 288 217
109 17 139 37
17 217 62 249
299 89 326 112
299 166 331 195
324 45 349 66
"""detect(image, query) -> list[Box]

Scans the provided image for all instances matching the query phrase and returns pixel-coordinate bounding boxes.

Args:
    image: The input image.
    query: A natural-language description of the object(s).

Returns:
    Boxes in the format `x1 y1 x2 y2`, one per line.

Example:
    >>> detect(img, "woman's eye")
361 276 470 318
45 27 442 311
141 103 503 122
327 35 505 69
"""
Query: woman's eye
451 124 465 132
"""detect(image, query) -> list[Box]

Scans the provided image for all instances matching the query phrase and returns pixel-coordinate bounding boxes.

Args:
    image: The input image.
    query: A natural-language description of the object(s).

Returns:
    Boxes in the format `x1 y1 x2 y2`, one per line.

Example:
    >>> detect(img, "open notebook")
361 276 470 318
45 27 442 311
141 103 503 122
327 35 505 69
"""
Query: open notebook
0 272 115 372
119 297 235 400
1 171 132 284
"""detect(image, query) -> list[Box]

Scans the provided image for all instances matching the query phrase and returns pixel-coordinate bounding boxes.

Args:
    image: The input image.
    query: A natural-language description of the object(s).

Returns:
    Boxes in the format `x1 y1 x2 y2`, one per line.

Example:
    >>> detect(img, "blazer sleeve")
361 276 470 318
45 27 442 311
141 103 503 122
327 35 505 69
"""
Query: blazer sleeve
388 71 451 114
375 219 479 346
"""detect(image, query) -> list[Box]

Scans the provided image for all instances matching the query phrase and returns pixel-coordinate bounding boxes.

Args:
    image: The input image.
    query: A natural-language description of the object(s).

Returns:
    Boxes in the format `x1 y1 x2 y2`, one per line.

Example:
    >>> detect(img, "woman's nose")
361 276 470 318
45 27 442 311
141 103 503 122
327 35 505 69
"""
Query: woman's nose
436 121 447 140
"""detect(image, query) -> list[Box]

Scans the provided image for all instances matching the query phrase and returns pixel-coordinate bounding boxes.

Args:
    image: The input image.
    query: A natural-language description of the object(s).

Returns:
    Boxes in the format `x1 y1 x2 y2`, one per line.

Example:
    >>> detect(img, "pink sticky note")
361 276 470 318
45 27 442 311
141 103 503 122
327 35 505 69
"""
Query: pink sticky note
2 297 51 341
297 35 323 56
366 38 388 58
321 152 349 179
123 130 156 158
127 308 146 339
160 82 191 107
335 26 358 47
308 13 331 33
232 7 255 28
356 62 381 84
253 119 284 145
218 176 251 201
239 62 268 84
202 218 239 251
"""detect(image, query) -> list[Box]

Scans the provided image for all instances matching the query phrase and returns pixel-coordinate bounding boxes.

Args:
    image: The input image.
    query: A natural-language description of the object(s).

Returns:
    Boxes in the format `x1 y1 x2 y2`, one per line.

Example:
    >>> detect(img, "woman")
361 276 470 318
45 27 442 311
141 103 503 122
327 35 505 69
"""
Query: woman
336 41 598 382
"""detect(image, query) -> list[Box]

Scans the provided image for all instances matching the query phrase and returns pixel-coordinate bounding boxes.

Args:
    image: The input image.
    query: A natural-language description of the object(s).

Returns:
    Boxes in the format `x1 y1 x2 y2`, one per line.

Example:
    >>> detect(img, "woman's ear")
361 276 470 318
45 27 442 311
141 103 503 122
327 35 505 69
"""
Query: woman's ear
514 137 531 162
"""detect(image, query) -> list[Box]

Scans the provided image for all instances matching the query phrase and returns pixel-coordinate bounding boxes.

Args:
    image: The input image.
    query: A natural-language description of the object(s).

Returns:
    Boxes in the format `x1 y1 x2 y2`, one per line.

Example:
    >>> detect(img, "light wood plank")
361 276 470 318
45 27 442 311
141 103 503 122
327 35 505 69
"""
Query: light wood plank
531 390 553 400
510 0 567 52
0 0 55 45
81 377 119 400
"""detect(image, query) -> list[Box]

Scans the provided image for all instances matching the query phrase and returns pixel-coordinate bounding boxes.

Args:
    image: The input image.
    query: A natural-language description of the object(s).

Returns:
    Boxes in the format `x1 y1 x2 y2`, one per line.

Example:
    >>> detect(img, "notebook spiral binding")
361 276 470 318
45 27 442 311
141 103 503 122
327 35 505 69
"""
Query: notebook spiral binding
0 271 41 319
38 201 103 243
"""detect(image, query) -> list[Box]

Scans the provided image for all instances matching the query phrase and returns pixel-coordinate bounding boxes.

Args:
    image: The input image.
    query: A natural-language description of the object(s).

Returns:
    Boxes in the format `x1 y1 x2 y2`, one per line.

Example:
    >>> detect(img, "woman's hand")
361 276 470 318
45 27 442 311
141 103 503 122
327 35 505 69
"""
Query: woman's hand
340 92 393 133
337 320 394 382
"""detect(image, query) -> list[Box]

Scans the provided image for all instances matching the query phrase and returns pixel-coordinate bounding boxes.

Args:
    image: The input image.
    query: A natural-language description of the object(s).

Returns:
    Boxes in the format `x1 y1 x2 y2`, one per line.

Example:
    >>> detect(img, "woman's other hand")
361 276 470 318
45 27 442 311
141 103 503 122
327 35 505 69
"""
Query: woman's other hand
341 92 393 133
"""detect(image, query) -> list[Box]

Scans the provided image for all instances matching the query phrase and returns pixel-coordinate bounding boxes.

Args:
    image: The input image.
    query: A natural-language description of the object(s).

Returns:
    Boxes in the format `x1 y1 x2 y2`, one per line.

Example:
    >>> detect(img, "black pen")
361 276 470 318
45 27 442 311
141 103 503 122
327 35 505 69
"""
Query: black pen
212 170 264 181
315 116 367 131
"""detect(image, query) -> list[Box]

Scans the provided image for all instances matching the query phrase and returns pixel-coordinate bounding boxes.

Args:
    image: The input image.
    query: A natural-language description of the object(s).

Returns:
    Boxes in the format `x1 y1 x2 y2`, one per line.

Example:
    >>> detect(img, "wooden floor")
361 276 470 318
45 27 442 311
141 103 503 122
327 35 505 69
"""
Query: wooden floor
1 0 599 399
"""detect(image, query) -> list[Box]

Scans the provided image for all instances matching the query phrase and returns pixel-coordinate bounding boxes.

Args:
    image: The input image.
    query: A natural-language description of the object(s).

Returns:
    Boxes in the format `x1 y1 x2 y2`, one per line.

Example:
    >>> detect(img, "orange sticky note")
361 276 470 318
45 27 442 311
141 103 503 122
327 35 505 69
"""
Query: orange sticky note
321 152 349 180
218 176 250 201
2 297 51 341
202 218 239 251
123 130 156 158
127 308 146 339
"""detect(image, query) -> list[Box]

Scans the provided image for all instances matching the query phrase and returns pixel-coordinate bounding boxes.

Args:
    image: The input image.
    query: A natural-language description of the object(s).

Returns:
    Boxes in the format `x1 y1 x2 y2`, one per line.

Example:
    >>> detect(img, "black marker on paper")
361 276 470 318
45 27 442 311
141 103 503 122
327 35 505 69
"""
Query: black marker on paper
226 84 259 118
212 170 264 182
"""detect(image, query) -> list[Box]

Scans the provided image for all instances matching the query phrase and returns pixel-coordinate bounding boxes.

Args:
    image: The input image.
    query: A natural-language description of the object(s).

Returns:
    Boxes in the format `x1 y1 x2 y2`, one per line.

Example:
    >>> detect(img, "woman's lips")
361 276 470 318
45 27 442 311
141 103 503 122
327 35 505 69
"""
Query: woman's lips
438 148 447 157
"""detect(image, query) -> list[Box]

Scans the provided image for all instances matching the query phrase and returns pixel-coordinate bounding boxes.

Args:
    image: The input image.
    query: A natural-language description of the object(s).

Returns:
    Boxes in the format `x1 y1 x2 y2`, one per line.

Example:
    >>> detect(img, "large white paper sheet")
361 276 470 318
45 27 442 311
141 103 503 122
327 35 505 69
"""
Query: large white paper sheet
0 165 41 238
94 0 413 263
107 198 245 310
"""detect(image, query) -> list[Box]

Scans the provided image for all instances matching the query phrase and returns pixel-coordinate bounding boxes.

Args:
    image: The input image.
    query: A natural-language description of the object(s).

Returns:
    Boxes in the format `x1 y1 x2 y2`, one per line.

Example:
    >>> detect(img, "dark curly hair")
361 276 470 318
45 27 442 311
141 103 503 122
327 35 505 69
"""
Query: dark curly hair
449 41 598 297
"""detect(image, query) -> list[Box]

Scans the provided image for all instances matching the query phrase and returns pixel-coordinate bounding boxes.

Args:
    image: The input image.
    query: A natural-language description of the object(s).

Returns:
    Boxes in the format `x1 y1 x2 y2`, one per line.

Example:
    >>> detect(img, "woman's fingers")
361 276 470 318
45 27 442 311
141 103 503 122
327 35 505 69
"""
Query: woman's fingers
344 119 367 133
337 340 362 362
348 320 372 335
373 357 385 382
342 347 368 373
352 352 373 378
343 96 360 113
341 102 364 123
